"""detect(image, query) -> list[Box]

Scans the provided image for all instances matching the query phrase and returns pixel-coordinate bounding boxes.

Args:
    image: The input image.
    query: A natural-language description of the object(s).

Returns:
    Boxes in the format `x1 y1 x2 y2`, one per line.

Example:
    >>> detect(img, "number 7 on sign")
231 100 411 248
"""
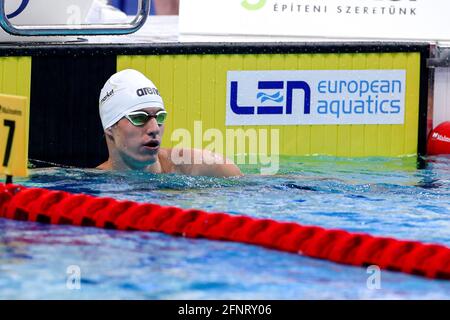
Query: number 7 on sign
3 119 15 167
0 94 29 178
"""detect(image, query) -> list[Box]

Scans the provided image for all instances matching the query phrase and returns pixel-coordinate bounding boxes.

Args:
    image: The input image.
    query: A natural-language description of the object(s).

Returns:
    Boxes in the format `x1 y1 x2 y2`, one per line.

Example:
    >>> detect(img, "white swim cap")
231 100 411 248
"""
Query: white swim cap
99 69 165 129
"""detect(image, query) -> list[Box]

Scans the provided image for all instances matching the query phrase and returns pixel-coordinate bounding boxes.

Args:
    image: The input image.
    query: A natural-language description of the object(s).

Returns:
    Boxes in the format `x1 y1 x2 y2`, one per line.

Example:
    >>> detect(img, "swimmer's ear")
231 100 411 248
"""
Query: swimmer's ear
105 128 114 140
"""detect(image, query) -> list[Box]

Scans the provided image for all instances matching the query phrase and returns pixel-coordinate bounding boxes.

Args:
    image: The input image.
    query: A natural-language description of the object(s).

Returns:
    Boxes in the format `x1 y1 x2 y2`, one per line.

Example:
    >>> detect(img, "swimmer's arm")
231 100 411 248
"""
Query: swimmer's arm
197 150 243 177
173 149 243 177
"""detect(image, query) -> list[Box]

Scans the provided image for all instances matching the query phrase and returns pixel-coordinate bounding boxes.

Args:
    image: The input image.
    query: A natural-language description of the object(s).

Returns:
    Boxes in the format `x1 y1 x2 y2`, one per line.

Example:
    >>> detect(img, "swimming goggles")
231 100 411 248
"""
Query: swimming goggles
125 110 167 126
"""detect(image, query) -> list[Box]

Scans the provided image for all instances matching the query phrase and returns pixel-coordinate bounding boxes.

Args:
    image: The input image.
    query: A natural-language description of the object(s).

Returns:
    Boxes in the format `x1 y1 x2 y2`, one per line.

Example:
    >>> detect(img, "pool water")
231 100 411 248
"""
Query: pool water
1 156 450 299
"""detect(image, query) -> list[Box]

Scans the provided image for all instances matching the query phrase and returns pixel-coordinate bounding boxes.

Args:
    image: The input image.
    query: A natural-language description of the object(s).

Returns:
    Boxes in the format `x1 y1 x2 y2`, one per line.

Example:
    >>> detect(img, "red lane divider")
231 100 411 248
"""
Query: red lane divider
1 183 449 280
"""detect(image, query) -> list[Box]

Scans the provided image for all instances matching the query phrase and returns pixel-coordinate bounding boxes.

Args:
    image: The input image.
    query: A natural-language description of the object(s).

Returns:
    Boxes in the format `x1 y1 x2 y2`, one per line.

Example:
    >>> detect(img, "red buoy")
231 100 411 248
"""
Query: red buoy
427 121 450 155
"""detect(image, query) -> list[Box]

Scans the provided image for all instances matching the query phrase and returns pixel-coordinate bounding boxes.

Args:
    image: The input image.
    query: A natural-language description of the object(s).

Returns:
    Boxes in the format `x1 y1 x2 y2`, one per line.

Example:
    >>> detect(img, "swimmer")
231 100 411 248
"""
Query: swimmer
97 69 242 177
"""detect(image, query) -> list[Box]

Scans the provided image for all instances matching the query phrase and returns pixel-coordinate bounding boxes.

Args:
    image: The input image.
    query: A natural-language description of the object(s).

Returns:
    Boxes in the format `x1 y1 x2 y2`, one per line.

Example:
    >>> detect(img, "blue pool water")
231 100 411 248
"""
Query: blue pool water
1 156 450 299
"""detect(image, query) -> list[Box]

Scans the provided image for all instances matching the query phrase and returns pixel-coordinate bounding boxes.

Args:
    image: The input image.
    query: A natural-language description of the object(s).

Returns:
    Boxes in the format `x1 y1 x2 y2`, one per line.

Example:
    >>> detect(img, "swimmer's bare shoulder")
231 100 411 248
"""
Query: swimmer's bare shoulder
159 148 243 177
96 161 111 170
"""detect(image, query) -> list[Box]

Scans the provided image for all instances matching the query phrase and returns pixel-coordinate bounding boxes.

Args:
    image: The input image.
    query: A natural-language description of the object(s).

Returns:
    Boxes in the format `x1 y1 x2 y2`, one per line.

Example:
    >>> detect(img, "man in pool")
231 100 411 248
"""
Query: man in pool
97 69 242 177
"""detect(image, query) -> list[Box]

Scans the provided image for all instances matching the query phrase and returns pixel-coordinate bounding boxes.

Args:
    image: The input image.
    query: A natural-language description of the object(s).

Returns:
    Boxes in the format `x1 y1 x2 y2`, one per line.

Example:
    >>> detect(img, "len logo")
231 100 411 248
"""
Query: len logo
230 80 311 115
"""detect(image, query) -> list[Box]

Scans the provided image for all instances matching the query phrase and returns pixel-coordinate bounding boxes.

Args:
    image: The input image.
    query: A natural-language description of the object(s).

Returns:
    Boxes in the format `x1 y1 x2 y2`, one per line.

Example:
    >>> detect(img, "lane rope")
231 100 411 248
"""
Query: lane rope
1 183 449 280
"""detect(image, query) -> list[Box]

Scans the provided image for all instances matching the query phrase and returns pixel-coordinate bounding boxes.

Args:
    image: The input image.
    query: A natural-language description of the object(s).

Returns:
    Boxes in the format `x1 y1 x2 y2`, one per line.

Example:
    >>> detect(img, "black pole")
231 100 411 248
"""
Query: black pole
5 175 13 184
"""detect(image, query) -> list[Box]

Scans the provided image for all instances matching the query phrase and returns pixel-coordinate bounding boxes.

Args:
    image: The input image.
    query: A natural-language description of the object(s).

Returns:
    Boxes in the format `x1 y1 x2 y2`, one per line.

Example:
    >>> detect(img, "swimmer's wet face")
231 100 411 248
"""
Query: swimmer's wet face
99 69 167 170
99 69 242 176
108 107 166 169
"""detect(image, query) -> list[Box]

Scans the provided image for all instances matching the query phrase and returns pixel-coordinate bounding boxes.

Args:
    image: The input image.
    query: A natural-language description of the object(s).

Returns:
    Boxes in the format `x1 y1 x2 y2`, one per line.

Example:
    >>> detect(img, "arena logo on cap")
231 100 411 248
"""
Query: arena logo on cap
100 89 114 104
137 87 160 97
226 70 406 126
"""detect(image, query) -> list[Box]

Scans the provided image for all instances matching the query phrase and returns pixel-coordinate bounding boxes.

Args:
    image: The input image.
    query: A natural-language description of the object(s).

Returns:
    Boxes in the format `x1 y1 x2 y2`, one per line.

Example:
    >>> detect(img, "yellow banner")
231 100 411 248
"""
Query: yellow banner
118 52 421 157
0 94 29 178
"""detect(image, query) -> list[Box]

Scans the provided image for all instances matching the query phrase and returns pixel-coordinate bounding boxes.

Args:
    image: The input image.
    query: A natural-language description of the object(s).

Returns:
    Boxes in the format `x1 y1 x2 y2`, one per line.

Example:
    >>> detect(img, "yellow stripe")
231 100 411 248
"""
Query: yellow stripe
309 54 327 155
377 53 394 156
269 54 287 155
405 53 421 155
200 55 216 148
336 54 353 157
350 54 367 157
364 53 381 156
282 54 301 155
0 57 31 94
323 54 340 156
391 52 408 156
214 55 229 135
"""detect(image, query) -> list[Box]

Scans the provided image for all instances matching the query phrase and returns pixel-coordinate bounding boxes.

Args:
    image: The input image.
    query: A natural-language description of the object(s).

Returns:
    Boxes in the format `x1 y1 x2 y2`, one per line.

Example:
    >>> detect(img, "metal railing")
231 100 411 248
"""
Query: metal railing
0 0 151 36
